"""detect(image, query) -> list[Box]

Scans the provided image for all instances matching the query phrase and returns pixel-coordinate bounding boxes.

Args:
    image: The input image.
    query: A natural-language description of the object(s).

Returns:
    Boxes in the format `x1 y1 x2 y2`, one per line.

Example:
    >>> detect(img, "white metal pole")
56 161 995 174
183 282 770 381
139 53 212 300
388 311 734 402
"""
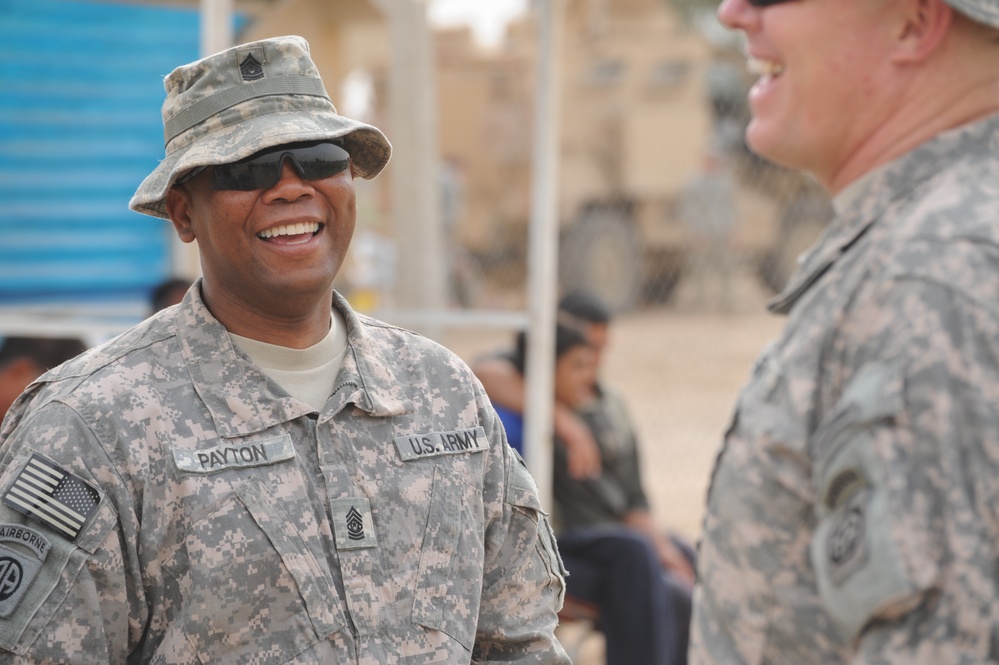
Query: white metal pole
523 0 563 509
200 0 234 57
382 0 447 339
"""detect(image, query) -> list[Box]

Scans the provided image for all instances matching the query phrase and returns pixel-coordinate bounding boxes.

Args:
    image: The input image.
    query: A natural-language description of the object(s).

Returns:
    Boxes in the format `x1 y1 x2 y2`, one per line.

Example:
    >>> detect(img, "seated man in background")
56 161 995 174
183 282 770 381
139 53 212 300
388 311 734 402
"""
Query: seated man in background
474 293 694 665
0 336 87 422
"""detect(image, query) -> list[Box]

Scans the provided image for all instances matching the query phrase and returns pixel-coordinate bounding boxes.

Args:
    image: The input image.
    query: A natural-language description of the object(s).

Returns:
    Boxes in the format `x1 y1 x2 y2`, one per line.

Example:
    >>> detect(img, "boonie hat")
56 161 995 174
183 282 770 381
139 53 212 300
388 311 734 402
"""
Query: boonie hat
945 0 999 27
130 35 391 219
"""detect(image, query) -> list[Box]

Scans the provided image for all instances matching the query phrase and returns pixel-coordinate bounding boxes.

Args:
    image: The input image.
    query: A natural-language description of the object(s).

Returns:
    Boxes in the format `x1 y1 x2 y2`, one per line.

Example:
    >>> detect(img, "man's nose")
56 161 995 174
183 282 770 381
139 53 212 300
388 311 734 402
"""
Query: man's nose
265 158 313 200
717 0 756 31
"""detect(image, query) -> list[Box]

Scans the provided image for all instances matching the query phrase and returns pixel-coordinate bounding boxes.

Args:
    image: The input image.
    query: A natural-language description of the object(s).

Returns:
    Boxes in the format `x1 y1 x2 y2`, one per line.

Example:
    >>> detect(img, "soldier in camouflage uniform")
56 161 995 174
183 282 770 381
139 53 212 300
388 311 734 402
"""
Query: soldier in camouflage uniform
691 0 999 662
0 36 569 664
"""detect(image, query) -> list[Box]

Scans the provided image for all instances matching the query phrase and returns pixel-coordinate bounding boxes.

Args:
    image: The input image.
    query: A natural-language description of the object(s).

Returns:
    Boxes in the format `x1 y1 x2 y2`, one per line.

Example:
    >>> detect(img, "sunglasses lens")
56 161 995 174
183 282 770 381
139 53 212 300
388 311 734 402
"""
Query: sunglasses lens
211 142 351 191
294 143 351 181
212 162 270 191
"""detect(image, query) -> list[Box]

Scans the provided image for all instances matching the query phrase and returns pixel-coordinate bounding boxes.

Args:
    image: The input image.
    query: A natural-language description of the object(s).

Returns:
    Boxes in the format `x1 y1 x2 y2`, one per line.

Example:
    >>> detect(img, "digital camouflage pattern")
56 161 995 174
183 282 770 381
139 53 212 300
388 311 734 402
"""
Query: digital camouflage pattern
691 113 999 663
0 285 569 664
130 35 391 220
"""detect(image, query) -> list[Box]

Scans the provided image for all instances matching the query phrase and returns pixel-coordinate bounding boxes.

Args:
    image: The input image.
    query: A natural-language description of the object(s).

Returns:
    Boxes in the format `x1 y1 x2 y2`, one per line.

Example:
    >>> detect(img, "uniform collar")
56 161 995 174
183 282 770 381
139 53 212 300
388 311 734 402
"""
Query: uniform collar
319 291 414 422
176 282 413 437
767 113 999 315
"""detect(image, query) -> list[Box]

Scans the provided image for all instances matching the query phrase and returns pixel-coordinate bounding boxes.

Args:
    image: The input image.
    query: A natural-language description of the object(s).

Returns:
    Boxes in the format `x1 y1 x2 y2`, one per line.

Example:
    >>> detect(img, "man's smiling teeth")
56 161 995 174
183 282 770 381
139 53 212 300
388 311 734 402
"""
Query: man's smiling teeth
748 58 784 77
258 222 320 239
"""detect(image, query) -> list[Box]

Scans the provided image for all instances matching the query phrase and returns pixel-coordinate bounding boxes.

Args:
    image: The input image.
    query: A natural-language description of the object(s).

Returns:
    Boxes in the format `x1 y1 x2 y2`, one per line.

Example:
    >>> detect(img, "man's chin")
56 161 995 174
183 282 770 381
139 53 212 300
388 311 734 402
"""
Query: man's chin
746 125 804 173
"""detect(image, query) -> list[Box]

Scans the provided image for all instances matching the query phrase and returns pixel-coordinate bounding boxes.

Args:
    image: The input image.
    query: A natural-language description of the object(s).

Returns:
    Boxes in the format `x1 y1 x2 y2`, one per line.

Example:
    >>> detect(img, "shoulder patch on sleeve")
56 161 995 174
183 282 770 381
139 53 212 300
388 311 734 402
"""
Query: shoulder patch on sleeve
0 526 51 618
2 454 101 543
0 452 117 652
811 361 926 642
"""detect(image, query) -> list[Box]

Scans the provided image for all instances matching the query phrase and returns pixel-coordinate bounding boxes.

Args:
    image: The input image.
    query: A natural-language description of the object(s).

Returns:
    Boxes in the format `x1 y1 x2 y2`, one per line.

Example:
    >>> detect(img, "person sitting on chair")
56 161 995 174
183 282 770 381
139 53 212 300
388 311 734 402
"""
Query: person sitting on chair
477 313 693 665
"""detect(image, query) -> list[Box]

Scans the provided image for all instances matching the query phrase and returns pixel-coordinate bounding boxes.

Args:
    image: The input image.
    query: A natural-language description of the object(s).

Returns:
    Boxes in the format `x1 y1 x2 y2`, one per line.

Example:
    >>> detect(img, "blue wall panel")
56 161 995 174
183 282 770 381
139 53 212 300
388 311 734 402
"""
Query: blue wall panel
0 0 200 306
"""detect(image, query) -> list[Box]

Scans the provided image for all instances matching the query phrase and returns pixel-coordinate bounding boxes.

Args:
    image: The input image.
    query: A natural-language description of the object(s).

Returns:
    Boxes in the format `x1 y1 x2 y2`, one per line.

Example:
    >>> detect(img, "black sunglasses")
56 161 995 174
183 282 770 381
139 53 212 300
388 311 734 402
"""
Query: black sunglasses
177 141 351 192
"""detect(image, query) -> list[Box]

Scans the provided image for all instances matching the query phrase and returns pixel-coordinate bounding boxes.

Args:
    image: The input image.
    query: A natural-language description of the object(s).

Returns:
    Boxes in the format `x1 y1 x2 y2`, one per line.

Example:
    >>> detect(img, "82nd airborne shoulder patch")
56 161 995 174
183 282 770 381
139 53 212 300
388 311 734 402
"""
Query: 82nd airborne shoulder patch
0 525 50 618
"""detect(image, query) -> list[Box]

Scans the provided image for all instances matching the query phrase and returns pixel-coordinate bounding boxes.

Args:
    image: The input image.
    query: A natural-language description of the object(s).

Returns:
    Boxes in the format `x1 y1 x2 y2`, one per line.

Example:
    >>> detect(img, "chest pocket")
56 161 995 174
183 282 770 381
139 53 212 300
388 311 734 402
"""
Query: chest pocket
411 465 484 650
163 476 345 664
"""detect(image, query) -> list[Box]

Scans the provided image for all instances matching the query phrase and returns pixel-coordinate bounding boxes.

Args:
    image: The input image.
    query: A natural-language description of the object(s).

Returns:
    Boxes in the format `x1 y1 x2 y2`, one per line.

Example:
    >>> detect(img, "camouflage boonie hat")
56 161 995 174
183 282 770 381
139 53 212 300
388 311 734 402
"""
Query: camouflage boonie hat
130 35 391 219
945 0 999 27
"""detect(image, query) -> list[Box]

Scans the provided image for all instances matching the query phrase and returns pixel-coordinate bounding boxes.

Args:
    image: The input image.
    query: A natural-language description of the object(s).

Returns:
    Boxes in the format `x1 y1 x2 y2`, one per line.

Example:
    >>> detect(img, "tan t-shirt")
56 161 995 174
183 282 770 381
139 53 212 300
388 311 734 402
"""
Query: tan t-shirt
229 309 348 411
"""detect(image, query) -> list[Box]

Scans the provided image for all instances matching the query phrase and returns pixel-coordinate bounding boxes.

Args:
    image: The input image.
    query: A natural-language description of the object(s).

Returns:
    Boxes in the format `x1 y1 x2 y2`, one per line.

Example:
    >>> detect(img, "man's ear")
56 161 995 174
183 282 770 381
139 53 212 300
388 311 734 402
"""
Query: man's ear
165 186 197 244
894 0 953 63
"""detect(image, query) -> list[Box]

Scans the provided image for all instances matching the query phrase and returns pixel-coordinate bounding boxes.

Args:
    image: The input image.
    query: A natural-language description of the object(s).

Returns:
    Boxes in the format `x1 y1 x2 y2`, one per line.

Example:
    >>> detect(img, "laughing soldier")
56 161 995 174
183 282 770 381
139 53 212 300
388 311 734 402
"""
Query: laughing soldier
692 0 999 662
0 36 569 664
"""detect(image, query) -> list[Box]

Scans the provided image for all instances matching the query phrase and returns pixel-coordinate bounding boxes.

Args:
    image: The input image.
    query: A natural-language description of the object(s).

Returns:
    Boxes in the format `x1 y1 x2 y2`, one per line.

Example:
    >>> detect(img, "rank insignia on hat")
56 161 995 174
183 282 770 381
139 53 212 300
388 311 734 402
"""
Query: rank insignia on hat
239 54 264 81
2 455 101 542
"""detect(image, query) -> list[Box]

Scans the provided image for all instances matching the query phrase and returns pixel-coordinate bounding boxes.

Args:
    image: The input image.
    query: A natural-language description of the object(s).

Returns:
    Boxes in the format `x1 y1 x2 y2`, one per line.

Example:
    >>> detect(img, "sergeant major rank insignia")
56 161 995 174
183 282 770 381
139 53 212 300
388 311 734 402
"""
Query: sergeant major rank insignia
239 53 264 81
330 497 376 550
345 506 365 541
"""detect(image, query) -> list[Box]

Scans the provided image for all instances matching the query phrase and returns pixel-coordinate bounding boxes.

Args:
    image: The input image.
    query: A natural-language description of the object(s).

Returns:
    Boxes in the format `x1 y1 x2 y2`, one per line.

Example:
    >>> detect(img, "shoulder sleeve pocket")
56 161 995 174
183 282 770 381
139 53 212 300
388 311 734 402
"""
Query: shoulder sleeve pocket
505 452 566 607
810 361 932 643
505 450 547 517
0 449 118 653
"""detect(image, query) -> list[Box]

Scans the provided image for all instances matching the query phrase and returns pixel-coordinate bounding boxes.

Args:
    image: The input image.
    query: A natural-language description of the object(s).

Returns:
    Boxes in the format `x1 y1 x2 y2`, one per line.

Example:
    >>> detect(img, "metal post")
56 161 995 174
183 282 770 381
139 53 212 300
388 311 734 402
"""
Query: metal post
381 0 447 339
200 0 234 57
523 0 563 510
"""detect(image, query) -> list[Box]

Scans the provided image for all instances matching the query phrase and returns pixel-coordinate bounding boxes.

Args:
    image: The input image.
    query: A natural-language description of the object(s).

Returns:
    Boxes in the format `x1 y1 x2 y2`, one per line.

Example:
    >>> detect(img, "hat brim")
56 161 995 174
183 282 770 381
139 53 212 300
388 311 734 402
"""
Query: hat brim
129 108 391 219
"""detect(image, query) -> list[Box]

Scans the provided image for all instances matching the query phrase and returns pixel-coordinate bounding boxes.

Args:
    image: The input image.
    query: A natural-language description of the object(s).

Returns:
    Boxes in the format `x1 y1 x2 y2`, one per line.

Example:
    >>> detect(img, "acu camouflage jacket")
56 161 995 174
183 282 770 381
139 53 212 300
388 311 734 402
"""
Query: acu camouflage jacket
0 286 568 664
692 114 999 664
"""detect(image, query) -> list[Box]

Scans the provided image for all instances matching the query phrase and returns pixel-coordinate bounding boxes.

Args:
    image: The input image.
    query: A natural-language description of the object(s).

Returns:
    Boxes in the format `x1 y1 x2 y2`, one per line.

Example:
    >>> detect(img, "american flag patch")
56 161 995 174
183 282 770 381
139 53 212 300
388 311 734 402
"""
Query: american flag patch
3 455 100 542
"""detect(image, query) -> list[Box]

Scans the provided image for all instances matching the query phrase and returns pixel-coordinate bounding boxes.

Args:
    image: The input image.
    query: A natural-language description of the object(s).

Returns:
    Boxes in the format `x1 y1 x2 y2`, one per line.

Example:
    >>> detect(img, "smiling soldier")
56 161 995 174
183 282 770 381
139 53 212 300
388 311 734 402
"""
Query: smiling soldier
691 0 999 662
0 36 569 664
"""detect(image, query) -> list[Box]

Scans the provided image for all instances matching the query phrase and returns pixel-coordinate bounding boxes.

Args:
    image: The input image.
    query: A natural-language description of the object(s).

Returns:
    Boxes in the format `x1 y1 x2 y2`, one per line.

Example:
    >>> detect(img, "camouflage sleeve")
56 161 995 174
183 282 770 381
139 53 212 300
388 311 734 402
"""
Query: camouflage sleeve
811 276 999 661
0 401 139 664
471 397 570 664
